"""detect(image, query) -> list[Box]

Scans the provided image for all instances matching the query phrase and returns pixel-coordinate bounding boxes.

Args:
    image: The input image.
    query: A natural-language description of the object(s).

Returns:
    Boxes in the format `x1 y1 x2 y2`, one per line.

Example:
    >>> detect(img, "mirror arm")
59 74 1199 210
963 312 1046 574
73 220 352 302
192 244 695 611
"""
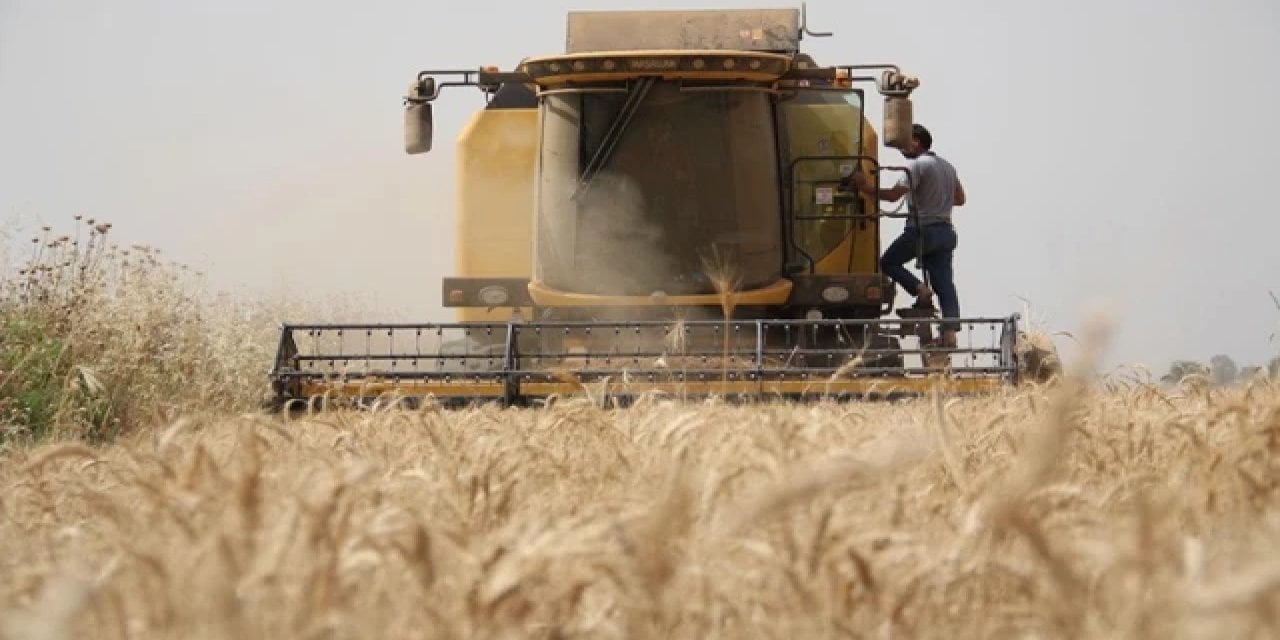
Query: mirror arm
780 64 917 96
408 69 534 104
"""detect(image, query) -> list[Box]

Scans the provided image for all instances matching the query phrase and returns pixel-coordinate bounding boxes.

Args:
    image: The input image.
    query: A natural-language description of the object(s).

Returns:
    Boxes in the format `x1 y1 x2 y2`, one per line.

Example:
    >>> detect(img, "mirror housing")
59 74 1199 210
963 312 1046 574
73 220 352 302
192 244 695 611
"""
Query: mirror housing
878 70 920 150
404 78 436 154
883 96 913 150
405 102 434 154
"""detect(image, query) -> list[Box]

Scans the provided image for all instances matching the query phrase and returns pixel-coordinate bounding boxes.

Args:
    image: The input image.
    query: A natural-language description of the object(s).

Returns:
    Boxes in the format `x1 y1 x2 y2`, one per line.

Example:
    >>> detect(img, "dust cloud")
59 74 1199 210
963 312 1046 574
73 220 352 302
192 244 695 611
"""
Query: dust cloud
541 167 750 324
570 172 679 297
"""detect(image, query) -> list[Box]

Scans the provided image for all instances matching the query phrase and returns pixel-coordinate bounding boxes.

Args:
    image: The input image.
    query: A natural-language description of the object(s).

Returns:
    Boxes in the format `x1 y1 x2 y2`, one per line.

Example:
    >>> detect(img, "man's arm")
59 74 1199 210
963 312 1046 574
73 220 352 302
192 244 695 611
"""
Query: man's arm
954 179 966 206
851 172 910 202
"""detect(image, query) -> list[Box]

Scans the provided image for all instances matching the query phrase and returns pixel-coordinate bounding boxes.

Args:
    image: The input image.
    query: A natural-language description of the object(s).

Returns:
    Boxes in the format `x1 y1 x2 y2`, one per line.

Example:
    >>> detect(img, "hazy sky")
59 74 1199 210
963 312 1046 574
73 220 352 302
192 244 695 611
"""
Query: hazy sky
2 0 1278 372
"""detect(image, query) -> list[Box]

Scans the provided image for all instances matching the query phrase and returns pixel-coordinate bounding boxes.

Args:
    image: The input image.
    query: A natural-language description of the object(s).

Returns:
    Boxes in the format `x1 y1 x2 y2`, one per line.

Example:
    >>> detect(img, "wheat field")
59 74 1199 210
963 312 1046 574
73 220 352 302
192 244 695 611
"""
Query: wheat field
3 375 1279 639
4 222 1280 638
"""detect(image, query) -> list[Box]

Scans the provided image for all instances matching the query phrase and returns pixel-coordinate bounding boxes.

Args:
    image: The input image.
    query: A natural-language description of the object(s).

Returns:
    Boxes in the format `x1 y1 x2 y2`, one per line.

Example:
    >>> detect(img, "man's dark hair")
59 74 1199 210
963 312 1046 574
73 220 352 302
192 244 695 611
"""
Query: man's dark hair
913 124 933 150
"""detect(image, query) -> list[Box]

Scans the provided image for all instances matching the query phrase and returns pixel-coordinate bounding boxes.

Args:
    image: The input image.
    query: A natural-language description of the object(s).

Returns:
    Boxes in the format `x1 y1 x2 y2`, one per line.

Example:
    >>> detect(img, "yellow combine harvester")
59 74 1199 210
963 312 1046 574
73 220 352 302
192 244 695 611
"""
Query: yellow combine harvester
269 7 1043 409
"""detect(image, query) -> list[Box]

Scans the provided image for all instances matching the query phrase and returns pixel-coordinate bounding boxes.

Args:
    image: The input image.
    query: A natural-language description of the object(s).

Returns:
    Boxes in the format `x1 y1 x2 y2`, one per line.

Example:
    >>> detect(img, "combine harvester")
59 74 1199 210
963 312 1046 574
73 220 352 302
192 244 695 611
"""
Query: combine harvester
269 7 1054 409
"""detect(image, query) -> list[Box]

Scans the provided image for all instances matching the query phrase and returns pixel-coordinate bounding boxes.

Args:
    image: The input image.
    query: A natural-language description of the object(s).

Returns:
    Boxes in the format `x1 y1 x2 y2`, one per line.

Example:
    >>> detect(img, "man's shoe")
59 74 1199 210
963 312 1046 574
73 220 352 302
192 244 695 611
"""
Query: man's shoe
912 298 938 312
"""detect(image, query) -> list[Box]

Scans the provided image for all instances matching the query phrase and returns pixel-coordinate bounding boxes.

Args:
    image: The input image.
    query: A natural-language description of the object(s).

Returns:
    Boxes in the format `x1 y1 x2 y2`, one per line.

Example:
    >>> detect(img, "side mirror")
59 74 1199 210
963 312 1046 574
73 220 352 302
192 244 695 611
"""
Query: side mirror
883 96 913 150
404 78 436 154
405 102 434 154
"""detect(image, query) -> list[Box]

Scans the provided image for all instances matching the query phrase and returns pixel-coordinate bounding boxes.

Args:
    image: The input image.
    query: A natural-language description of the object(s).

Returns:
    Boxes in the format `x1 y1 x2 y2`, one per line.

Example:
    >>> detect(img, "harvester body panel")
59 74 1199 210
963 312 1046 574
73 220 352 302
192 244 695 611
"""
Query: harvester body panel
454 108 537 322
782 92 882 275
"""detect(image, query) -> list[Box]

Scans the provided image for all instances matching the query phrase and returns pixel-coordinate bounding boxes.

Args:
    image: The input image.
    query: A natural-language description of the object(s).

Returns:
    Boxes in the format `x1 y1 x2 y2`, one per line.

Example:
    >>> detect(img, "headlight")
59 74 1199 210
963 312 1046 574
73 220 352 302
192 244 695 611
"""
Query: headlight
821 286 850 303
477 285 510 306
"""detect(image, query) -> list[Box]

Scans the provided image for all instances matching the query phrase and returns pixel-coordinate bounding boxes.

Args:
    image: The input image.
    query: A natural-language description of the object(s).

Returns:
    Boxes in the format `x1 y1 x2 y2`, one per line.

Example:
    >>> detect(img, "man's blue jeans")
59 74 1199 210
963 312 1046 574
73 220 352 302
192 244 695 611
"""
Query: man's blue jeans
880 224 960 332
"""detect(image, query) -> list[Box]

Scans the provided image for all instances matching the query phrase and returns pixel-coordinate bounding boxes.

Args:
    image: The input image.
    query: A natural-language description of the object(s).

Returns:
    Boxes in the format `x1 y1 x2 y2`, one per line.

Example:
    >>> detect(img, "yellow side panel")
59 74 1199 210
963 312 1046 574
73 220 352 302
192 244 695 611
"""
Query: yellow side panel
783 101 880 275
815 118 880 275
455 108 538 322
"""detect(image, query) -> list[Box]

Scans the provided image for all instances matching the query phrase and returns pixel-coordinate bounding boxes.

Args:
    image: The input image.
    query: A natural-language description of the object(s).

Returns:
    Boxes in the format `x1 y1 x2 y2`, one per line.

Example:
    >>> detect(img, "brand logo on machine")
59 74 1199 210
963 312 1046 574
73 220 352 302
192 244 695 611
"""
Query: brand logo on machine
629 58 679 71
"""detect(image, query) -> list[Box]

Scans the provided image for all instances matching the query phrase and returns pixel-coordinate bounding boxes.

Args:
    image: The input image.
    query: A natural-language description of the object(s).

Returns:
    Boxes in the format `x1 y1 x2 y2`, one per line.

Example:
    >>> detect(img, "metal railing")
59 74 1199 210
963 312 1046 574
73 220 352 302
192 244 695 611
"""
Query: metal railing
269 315 1021 407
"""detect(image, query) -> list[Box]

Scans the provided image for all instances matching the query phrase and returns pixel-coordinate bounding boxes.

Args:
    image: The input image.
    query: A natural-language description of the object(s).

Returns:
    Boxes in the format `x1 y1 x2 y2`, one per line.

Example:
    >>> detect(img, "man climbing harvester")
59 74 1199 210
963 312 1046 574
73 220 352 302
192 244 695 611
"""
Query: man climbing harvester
851 123 966 350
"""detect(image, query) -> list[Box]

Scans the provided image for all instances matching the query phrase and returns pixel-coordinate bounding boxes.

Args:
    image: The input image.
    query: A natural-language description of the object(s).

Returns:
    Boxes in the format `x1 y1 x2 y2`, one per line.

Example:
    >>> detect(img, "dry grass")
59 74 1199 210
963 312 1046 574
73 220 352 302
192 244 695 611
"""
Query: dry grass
2 377 1279 639
0 219 361 442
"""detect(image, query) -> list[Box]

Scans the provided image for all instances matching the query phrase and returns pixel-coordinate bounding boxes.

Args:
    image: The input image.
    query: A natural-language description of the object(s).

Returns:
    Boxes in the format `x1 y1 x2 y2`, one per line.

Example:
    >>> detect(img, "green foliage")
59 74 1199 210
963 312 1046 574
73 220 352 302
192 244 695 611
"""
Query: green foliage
1 218 277 444
0 315 65 439
0 314 118 442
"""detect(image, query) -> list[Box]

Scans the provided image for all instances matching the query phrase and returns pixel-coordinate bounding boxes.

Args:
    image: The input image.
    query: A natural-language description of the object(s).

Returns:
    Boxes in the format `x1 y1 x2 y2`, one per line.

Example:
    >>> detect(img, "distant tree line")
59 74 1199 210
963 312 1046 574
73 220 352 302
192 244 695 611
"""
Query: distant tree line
1162 355 1280 385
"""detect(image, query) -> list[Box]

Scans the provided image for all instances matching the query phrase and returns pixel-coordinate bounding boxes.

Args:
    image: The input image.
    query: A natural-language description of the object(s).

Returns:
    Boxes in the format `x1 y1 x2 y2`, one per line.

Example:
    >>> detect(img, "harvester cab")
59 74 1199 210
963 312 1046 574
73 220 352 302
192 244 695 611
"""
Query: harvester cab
269 7 1045 409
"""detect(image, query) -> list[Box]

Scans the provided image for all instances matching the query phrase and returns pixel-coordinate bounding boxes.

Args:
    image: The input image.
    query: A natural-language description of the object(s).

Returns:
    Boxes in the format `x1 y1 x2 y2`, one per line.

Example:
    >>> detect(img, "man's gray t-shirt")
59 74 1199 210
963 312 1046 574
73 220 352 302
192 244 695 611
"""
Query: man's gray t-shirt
895 151 959 227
